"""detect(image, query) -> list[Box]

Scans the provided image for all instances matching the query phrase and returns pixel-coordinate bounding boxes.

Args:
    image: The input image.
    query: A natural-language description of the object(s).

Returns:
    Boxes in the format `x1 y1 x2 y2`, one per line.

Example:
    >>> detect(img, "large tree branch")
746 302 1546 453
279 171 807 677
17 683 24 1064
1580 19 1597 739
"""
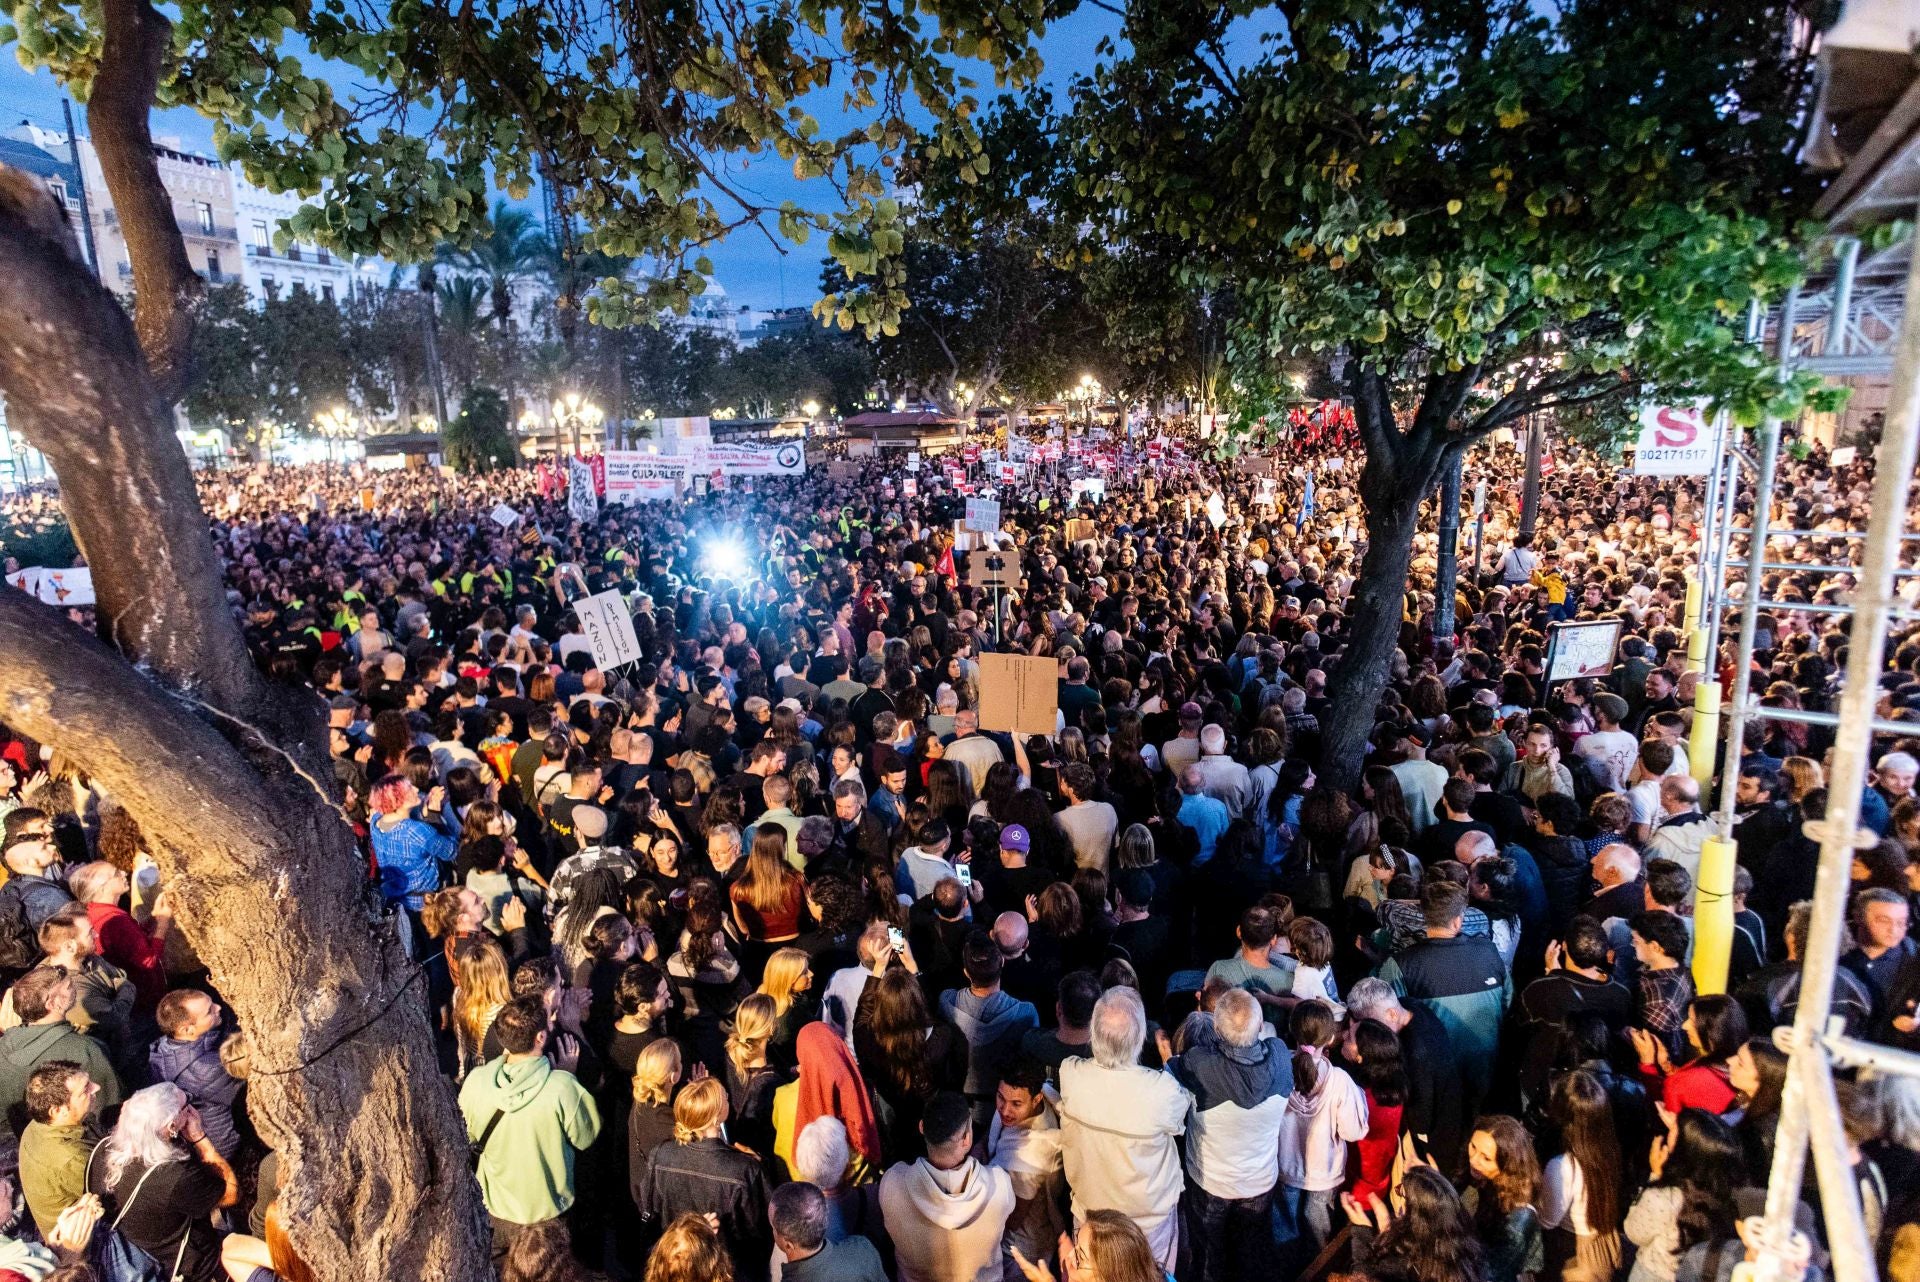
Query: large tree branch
0 587 490 1280
0 167 318 757
89 0 203 403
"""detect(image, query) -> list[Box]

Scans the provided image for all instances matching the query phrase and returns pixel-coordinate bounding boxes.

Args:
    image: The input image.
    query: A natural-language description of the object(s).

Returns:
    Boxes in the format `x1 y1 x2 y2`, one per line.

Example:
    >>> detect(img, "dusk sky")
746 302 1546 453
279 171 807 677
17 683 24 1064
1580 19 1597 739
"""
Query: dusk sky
0 7 1282 312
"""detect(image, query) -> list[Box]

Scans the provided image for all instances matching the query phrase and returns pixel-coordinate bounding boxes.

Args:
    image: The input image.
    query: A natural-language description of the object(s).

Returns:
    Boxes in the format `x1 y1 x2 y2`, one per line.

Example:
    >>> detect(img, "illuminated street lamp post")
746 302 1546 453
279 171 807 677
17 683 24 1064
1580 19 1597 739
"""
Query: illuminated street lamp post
313 405 360 468
553 393 603 458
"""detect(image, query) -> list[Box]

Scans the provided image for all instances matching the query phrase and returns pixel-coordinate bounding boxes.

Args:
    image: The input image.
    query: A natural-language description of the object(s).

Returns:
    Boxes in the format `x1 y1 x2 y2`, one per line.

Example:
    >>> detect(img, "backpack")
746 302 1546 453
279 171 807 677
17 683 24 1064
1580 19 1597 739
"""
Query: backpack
85 1142 192 1282
0 882 39 976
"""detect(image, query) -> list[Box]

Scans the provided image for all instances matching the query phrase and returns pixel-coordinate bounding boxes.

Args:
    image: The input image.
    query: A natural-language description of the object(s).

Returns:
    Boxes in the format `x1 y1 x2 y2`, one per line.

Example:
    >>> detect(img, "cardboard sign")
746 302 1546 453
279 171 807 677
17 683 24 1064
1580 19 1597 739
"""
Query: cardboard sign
979 653 1059 737
576 589 643 670
1064 517 1096 543
1544 619 1625 683
964 497 1001 532
490 503 519 528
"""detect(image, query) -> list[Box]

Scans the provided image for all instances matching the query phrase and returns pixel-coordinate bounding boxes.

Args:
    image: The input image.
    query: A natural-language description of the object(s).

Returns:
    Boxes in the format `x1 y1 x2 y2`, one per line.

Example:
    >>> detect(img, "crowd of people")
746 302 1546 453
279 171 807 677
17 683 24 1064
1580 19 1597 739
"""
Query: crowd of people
0 416 1916 1282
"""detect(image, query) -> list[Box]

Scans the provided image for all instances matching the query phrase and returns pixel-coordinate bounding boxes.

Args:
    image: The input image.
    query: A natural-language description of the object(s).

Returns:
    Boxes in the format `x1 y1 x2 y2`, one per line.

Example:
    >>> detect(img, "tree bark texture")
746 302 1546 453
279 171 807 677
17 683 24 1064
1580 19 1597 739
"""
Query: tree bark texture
1318 366 1477 795
0 171 490 1280
86 0 204 405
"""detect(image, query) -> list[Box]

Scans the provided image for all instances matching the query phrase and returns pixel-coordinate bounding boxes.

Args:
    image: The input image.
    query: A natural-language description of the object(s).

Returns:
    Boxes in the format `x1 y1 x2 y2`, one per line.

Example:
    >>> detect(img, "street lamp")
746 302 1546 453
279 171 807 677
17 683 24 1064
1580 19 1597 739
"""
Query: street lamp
313 405 360 467
552 394 602 457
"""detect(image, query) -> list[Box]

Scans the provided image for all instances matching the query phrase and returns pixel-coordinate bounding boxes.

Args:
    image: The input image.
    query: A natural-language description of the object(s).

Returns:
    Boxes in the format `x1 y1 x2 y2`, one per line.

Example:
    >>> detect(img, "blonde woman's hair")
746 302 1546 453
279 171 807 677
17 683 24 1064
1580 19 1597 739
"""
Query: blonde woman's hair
757 947 812 1017
644 1213 733 1282
633 1038 683 1108
1782 756 1824 802
453 935 513 1053
672 1075 729 1144
726 993 778 1077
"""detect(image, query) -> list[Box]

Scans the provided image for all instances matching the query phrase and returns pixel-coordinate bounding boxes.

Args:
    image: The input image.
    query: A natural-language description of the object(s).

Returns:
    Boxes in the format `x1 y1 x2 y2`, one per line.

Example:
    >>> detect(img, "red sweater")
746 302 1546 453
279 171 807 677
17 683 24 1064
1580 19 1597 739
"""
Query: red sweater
1642 1060 1738 1116
1350 1090 1405 1203
86 902 167 1013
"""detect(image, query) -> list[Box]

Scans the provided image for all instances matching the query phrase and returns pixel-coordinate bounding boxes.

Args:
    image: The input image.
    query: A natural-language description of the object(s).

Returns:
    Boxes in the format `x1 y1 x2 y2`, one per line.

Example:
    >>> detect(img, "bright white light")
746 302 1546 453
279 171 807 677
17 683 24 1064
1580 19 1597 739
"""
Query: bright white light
703 539 750 582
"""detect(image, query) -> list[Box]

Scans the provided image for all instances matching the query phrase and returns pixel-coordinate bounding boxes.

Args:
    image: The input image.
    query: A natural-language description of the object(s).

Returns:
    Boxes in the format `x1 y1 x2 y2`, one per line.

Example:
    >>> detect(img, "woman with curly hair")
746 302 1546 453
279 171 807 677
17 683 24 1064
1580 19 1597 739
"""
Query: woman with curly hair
1466 1115 1545 1282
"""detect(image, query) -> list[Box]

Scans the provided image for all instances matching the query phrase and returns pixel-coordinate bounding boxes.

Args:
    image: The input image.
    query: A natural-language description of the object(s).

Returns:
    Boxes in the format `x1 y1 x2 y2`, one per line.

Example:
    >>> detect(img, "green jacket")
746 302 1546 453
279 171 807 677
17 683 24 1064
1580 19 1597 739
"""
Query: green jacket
19 1120 90 1237
459 1053 601 1226
0 1023 120 1142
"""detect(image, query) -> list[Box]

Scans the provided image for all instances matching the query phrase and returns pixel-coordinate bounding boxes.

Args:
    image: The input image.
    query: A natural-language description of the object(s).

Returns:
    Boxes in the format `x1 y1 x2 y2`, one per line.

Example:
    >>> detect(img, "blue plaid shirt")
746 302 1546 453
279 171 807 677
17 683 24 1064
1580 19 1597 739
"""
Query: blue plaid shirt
370 815 453 911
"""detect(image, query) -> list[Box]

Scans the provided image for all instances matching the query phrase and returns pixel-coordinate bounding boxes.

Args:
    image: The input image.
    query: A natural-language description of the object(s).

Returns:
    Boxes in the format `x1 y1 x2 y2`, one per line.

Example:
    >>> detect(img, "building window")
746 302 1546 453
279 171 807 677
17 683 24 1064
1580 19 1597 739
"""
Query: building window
46 179 68 210
207 250 221 281
196 202 214 234
260 276 276 297
252 220 269 251
320 284 334 304
317 247 331 265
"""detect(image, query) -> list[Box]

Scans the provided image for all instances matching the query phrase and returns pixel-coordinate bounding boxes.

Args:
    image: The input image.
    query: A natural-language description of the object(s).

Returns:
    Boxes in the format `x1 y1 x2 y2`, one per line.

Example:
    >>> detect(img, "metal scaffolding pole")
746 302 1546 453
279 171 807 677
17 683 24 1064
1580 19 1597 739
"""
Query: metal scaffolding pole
1755 232 1920 1282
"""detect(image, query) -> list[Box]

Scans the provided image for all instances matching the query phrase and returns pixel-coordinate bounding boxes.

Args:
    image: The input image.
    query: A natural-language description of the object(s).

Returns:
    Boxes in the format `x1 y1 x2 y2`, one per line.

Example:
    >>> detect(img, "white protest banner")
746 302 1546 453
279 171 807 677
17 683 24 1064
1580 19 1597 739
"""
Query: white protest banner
605 451 689 503
575 589 643 670
1831 445 1859 467
1631 403 1716 476
965 497 1002 532
568 458 600 522
490 503 519 528
9 566 95 607
905 451 922 472
686 441 805 476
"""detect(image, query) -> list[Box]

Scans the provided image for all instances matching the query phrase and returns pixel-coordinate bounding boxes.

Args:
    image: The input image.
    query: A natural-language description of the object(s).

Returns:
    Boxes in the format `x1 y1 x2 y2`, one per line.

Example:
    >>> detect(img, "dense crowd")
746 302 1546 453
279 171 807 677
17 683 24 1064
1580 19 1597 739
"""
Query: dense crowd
0 418 1918 1282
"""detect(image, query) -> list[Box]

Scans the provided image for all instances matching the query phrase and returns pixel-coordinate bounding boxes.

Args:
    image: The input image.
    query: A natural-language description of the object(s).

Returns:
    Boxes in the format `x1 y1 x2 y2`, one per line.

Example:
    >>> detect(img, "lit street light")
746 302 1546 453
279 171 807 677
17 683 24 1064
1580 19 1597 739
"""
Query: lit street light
552 394 603 458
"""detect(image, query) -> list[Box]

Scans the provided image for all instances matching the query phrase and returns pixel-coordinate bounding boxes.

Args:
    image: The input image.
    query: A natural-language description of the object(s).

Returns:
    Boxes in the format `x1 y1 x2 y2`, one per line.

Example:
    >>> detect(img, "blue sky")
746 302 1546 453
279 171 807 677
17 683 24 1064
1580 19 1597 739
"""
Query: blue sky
0 6 1281 310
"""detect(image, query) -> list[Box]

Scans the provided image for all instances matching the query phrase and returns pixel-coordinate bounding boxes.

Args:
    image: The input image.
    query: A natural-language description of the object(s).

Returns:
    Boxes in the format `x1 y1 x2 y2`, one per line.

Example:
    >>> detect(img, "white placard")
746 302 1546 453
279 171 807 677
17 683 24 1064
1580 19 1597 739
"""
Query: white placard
905 451 922 472
7 566 95 607
1205 492 1227 529
490 503 519 528
1545 619 1624 683
1631 404 1715 476
576 589 643 670
567 458 599 522
1831 445 1859 466
965 497 1001 532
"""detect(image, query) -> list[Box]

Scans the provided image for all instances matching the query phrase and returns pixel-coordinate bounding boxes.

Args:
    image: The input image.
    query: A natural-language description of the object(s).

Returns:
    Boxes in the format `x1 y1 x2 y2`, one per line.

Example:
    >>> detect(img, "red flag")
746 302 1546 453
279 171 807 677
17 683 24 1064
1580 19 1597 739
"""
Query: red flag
936 544 957 582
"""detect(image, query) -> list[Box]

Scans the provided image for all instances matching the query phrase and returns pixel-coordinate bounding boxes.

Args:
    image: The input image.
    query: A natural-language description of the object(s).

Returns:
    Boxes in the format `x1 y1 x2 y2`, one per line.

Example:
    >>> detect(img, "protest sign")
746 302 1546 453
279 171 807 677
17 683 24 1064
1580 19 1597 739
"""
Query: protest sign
490 503 519 528
567 458 600 521
978 654 1059 736
964 497 1002 532
576 589 643 670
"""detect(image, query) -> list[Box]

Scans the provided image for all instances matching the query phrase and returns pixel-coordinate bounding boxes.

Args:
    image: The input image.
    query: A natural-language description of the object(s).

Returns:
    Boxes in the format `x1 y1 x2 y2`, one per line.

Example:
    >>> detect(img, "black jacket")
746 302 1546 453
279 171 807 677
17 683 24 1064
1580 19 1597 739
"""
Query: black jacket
640 1137 771 1282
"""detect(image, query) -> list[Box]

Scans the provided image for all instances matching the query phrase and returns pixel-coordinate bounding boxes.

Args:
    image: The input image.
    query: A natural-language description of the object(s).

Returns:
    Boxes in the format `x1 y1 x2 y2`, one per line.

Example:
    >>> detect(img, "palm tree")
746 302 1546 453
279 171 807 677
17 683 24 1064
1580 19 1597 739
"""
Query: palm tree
536 238 634 357
438 200 545 329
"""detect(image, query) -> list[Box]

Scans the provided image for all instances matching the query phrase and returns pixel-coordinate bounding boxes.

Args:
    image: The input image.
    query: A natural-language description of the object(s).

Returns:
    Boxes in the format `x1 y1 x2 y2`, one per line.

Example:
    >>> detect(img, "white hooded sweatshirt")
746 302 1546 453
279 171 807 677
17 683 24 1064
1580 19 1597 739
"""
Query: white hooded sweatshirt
1275 1048 1369 1192
879 1156 1015 1282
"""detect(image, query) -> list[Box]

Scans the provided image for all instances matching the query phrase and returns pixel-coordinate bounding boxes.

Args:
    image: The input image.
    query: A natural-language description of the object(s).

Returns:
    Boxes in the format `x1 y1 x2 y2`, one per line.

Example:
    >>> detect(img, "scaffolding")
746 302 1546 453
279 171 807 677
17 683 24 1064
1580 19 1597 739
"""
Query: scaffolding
1692 232 1920 1282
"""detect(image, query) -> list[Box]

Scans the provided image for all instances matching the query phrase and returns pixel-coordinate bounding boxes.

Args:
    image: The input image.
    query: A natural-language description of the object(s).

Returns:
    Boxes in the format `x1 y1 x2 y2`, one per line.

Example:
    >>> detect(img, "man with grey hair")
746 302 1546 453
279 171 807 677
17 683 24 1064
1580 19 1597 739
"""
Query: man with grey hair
706 823 743 878
1344 975 1469 1173
1644 774 1709 878
1876 751 1919 819
1193 725 1253 818
1166 988 1291 1282
769 1180 888 1282
942 708 1005 796
1056 988 1191 1269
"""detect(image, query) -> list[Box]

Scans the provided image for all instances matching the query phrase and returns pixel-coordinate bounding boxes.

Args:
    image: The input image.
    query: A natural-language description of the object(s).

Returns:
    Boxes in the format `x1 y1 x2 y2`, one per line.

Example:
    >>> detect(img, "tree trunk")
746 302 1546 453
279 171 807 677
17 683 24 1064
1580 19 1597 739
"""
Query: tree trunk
1318 460 1425 795
1520 411 1544 539
0 170 491 1282
1318 365 1479 795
